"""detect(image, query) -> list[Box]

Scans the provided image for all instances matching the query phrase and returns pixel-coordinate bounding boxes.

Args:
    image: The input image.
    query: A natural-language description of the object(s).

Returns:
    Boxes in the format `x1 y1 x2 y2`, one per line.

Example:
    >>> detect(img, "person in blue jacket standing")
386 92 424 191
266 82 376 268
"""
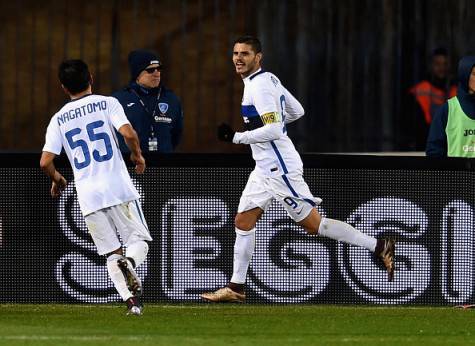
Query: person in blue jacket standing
426 56 475 157
113 50 183 153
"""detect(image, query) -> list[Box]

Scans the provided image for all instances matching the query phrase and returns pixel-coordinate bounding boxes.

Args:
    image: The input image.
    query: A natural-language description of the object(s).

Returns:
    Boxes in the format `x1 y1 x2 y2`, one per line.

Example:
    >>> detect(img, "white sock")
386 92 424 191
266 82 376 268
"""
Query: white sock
106 254 133 301
318 217 377 252
230 227 256 284
126 241 149 268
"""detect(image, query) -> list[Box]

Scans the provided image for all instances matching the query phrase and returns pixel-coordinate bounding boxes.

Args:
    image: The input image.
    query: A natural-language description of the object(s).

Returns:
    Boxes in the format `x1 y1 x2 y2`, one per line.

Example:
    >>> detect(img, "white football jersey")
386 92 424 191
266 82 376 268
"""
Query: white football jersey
233 68 305 176
43 94 140 216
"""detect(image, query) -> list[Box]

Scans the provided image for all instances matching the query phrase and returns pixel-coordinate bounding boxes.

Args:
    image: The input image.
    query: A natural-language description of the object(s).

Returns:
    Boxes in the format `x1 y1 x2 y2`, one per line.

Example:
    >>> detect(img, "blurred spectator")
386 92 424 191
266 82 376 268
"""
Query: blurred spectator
401 48 457 150
113 50 183 153
426 56 475 157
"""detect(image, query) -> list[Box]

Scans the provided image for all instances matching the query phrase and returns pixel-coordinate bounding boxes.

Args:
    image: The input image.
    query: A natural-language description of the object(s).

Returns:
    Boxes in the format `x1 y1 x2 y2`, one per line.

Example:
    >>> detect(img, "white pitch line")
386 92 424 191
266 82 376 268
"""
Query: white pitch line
0 335 151 341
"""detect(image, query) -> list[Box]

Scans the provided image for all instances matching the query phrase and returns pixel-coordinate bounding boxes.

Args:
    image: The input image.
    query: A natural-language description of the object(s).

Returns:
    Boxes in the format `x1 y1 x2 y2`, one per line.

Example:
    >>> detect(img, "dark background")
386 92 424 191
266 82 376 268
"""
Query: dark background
1 0 475 152
0 154 473 304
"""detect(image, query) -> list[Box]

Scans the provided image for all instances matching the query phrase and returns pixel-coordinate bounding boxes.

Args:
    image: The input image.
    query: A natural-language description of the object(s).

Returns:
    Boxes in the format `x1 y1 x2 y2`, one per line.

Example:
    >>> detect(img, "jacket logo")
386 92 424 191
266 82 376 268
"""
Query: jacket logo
463 129 475 136
127 102 135 107
154 116 172 123
159 103 169 114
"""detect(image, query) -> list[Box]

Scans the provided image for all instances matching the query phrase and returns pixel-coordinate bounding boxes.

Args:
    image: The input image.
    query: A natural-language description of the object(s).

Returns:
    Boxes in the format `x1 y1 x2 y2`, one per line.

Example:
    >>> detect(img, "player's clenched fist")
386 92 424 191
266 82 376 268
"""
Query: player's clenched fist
217 123 235 142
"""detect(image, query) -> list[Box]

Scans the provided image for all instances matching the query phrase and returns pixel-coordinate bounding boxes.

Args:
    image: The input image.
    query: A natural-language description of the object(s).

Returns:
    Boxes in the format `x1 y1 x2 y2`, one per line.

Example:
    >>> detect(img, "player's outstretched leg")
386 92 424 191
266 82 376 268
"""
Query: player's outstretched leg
374 238 396 281
300 210 396 281
319 218 396 282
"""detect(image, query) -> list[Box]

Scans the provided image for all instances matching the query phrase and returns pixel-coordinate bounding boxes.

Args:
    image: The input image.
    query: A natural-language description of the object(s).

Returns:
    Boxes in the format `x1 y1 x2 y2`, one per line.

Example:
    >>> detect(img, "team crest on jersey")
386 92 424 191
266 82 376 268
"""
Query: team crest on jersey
159 103 169 114
270 75 279 86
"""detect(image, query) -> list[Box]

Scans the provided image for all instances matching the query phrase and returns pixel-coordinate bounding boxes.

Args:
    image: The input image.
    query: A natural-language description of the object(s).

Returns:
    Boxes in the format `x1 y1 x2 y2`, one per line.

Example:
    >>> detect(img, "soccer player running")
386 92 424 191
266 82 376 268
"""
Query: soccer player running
40 60 152 315
201 36 395 303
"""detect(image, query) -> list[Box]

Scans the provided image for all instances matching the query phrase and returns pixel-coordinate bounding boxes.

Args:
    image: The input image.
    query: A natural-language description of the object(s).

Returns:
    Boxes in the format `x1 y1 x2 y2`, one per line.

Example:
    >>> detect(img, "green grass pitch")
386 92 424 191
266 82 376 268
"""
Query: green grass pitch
0 304 473 345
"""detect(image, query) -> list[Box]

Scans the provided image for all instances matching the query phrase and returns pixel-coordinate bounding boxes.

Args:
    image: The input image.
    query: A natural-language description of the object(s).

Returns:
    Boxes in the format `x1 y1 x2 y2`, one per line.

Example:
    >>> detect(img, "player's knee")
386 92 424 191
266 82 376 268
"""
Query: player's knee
234 213 255 232
299 210 321 235
106 252 123 264
126 240 149 268
106 247 123 257
135 240 149 257
304 224 319 235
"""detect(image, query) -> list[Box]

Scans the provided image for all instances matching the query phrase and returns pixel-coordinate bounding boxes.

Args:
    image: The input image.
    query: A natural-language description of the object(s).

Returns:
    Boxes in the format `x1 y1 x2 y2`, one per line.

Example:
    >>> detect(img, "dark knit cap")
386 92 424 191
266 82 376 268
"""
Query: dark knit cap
128 50 161 81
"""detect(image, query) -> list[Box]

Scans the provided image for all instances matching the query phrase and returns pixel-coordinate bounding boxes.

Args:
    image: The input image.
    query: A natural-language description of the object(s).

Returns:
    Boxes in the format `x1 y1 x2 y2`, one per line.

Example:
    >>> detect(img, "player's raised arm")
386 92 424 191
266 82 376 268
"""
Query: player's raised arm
219 82 284 145
217 121 282 145
118 124 146 174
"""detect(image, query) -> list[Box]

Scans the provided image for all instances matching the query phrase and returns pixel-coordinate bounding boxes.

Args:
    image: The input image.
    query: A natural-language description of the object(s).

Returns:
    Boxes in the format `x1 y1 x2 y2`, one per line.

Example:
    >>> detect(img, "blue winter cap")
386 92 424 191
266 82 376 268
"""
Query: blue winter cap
128 50 161 81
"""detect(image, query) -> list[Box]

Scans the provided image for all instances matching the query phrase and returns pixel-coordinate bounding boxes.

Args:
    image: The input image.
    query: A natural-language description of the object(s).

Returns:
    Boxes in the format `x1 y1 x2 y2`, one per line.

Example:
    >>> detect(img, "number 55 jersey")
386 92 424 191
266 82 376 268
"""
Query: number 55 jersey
43 94 140 216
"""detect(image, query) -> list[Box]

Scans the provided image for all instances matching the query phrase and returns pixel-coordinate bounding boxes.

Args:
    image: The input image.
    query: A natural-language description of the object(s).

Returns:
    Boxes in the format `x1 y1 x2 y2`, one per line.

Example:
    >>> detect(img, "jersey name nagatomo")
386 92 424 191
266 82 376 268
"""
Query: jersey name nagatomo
236 69 305 176
43 94 140 216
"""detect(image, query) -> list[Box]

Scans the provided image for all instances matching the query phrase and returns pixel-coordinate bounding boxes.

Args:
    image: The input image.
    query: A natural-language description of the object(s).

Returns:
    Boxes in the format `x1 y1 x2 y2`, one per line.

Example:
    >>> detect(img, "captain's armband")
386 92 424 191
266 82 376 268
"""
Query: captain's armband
260 112 281 125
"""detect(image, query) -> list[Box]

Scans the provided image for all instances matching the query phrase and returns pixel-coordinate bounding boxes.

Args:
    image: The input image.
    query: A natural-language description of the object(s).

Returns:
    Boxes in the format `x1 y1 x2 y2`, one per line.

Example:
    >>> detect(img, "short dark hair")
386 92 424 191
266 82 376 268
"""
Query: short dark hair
233 35 262 54
58 59 91 94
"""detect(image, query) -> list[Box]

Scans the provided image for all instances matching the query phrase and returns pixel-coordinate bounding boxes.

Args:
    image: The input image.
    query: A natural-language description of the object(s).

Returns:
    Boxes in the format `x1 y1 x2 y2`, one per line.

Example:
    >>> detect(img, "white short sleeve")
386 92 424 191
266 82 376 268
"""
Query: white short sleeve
108 97 130 130
42 116 63 155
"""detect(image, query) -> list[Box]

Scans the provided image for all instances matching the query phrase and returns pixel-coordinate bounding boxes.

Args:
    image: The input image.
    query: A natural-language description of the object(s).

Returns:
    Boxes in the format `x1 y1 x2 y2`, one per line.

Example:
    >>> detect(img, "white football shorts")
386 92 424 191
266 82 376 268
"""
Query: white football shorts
238 169 322 222
84 200 153 255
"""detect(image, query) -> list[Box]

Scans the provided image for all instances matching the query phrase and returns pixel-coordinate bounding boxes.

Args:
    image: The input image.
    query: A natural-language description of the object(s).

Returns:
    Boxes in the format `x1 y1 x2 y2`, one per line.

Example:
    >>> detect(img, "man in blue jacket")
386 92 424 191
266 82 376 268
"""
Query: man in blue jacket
426 56 475 157
113 50 184 153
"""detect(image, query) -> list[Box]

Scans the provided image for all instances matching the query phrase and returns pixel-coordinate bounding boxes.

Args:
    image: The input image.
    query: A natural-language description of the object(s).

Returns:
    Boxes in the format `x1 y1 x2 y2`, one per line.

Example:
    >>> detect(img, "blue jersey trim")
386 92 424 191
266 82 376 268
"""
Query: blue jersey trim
282 175 317 207
303 198 317 207
249 69 266 80
282 175 298 197
134 200 148 230
241 105 260 118
67 93 94 104
270 141 288 174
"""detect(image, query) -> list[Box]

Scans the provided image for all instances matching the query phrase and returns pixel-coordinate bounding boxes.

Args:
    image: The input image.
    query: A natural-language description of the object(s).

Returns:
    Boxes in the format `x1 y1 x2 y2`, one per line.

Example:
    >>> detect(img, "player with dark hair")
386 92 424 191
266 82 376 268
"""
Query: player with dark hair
201 36 395 303
233 35 262 54
40 59 152 315
58 60 92 94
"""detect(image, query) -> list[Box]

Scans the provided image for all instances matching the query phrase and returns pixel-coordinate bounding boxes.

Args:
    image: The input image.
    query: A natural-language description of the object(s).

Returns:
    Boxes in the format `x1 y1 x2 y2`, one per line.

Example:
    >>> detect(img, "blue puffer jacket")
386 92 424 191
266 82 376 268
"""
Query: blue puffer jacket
426 56 475 157
112 82 183 153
